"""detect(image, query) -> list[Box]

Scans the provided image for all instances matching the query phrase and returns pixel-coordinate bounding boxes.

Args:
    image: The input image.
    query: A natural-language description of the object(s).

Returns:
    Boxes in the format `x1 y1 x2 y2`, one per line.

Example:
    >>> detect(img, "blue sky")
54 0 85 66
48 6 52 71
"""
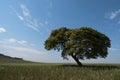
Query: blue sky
0 0 120 63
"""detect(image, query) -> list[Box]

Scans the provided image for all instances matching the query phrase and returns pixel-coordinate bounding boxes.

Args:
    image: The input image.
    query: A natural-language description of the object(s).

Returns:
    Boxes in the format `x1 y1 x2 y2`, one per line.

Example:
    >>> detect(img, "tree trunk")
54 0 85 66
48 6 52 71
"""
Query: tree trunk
72 55 82 67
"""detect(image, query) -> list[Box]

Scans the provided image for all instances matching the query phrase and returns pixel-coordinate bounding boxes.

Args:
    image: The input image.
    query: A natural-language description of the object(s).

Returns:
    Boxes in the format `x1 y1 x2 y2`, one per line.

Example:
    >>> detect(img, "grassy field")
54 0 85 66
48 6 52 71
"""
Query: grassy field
0 63 120 80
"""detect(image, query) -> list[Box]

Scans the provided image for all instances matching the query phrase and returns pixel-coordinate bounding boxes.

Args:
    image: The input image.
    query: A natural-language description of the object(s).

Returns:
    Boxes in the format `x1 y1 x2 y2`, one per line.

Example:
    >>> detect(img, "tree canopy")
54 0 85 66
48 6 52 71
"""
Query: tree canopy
44 27 111 66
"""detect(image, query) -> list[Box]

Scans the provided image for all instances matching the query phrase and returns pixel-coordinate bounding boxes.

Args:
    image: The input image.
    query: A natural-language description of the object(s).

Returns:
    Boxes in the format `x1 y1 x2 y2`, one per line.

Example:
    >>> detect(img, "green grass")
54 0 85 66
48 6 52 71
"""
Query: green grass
0 63 120 80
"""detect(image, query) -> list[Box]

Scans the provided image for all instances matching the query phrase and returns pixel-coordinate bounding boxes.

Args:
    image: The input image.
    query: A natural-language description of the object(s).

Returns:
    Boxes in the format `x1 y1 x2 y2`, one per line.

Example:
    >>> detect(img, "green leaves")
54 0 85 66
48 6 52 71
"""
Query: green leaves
44 27 69 51
44 27 111 60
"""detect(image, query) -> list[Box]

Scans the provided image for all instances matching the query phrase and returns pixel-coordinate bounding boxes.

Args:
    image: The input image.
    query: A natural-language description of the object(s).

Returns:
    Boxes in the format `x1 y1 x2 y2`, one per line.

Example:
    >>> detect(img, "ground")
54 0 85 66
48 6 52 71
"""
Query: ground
0 63 120 80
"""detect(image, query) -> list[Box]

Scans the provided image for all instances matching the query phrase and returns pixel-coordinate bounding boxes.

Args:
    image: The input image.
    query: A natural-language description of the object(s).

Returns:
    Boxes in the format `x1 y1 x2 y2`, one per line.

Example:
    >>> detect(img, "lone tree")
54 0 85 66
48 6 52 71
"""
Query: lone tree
44 27 111 66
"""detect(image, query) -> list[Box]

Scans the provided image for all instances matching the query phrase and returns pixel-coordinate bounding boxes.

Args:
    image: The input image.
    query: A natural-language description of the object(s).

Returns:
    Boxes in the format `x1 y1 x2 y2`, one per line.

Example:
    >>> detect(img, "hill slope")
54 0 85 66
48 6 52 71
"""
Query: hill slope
0 54 28 63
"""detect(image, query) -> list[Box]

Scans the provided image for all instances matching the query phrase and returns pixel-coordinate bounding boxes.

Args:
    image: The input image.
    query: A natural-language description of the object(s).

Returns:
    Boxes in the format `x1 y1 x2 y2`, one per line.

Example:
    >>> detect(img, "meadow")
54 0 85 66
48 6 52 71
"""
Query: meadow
0 63 120 80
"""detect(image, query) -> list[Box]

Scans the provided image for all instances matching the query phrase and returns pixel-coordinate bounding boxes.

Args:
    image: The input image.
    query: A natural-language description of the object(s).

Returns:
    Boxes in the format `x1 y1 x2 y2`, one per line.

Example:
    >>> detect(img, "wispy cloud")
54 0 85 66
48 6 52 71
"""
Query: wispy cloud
20 4 30 17
8 38 17 43
18 40 27 44
19 4 41 31
0 27 6 33
0 38 37 49
9 6 24 21
0 45 44 62
105 9 120 32
0 38 42 60
16 13 24 21
0 37 40 53
10 4 42 31
7 46 42 54
107 9 120 20
109 47 120 51
7 38 27 45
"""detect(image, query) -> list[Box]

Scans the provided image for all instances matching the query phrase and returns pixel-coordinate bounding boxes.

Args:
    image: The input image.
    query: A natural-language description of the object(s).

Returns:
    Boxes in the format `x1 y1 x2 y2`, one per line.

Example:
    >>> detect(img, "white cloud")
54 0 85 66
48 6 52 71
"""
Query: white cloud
20 4 41 31
109 48 120 51
8 38 17 43
0 45 46 62
6 38 28 45
18 40 27 44
0 38 37 54
108 9 120 19
20 4 30 17
7 46 42 54
9 5 24 21
10 4 42 31
0 38 40 61
0 38 37 49
0 27 6 33
25 17 41 31
16 13 24 21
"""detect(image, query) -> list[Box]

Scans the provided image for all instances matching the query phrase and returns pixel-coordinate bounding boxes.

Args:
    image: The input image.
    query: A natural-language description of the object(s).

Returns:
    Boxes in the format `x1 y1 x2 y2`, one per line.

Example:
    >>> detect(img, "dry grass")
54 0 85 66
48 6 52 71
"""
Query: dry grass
0 63 120 80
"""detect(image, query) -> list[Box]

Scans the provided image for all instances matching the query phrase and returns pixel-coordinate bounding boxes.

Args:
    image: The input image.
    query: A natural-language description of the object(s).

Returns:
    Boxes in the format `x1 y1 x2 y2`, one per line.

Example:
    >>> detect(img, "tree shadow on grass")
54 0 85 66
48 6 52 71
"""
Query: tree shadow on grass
61 64 120 70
